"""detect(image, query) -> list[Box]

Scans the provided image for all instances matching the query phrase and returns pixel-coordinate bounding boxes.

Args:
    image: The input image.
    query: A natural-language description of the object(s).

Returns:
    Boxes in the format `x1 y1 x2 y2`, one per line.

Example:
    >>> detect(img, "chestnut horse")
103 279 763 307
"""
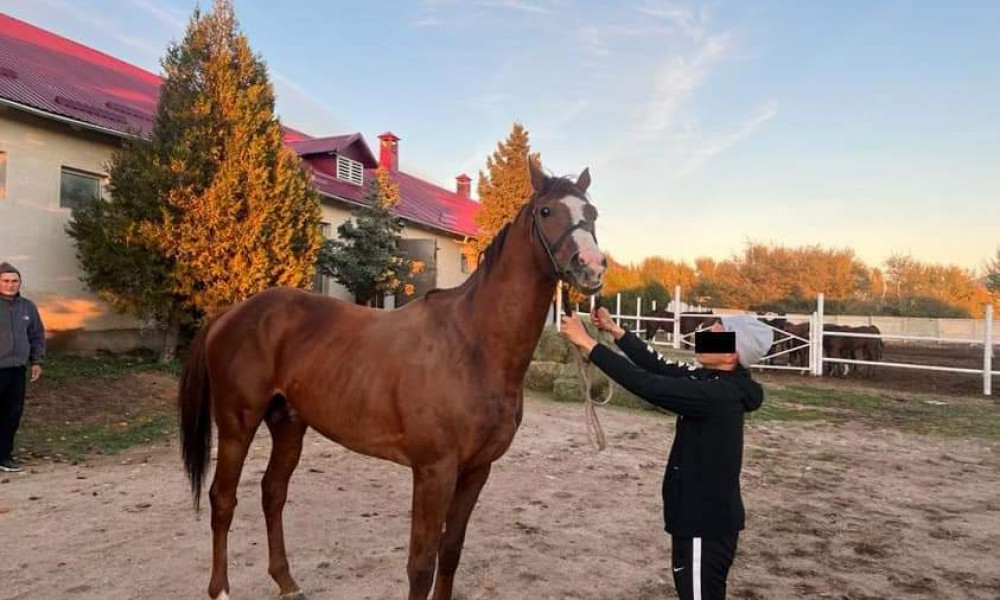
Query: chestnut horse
178 162 606 600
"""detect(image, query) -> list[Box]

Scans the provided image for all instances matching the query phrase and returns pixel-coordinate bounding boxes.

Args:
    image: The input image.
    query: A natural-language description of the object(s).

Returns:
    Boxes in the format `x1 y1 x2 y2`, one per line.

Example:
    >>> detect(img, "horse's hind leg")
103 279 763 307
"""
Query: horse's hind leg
208 406 263 600
432 464 492 600
262 401 308 599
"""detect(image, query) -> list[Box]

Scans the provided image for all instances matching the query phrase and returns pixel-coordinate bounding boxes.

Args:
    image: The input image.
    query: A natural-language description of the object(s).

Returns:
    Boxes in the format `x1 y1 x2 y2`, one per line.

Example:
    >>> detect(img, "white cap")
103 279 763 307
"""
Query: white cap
720 315 774 368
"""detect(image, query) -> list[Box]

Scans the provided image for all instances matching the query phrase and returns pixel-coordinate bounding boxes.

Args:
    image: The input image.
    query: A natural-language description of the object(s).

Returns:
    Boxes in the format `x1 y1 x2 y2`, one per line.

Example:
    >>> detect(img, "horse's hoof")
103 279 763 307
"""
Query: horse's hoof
279 591 306 600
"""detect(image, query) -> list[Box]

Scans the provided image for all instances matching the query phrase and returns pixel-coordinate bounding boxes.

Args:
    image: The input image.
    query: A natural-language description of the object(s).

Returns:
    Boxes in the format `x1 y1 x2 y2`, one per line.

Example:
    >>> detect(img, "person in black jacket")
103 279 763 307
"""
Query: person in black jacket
561 307 772 600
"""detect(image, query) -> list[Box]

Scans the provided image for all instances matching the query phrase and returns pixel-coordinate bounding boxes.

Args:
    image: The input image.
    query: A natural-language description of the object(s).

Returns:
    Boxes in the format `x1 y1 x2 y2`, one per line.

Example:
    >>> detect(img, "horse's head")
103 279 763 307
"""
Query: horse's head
527 161 606 295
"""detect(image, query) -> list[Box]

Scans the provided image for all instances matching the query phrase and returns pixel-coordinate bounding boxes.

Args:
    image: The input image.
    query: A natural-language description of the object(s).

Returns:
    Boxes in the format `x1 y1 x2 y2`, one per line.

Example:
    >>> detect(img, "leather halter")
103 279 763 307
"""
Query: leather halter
530 196 598 278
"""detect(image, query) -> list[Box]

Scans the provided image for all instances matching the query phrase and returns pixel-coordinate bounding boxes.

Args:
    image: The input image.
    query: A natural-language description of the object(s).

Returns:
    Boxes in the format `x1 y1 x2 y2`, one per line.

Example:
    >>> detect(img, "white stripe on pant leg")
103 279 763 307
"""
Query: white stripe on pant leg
692 537 702 600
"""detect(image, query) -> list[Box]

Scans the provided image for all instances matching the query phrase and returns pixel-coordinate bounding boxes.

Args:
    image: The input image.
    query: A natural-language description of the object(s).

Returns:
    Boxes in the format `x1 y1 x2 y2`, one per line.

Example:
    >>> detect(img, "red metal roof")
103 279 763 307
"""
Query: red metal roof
0 13 160 135
0 13 478 237
306 161 478 237
289 133 377 166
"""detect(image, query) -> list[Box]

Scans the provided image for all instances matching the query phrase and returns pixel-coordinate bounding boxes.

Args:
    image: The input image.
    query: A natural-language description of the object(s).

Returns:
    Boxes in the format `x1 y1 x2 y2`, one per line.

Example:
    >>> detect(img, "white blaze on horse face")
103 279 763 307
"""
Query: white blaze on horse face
555 195 605 283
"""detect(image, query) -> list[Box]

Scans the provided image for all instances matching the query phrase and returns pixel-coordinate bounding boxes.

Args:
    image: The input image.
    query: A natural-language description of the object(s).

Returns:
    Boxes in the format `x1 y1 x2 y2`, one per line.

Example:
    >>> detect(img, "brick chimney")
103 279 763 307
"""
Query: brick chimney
455 173 471 198
378 131 400 171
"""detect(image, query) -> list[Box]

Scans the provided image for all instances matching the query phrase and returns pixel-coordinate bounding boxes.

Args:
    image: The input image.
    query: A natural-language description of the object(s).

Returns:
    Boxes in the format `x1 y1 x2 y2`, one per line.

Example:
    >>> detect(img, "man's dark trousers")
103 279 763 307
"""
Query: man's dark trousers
0 367 27 460
671 533 739 600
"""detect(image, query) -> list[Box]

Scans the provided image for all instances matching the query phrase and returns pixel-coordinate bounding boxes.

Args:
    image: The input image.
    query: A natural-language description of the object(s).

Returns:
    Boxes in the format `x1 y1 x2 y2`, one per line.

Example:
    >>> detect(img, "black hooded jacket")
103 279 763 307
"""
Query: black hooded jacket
589 330 764 537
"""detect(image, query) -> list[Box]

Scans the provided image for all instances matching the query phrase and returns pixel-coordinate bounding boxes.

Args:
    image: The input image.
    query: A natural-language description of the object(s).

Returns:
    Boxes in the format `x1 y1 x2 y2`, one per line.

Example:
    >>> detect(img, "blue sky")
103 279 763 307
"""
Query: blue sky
6 0 999 271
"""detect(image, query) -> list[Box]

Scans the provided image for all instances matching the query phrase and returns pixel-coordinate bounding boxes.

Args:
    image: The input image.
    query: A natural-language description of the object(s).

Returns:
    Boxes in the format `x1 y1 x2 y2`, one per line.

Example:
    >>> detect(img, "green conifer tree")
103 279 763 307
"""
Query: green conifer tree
317 168 415 306
67 0 322 361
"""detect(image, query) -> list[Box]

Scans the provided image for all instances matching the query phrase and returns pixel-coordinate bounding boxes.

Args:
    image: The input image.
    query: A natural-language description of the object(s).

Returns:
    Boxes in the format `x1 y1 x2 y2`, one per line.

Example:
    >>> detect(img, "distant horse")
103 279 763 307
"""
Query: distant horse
758 315 789 364
781 321 812 368
824 325 883 377
642 308 717 341
178 162 606 600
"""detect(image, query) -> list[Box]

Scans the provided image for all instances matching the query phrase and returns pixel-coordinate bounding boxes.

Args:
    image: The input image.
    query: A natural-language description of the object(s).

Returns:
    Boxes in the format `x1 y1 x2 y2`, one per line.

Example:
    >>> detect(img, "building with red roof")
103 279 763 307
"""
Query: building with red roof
0 13 480 346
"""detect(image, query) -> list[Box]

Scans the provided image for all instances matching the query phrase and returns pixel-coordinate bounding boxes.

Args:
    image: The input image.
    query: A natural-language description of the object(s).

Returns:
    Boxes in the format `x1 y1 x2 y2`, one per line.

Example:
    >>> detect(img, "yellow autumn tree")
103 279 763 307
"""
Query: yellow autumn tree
471 123 541 257
68 0 322 361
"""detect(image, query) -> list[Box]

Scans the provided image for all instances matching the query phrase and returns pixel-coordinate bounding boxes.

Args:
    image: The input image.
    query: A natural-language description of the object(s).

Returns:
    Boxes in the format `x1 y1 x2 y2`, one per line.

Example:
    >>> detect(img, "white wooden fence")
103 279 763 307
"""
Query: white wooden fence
552 285 999 396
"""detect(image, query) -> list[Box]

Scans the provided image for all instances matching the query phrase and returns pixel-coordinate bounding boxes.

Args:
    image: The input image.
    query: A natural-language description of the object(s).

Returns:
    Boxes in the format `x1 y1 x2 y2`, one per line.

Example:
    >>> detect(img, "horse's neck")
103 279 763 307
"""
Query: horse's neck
466 219 557 376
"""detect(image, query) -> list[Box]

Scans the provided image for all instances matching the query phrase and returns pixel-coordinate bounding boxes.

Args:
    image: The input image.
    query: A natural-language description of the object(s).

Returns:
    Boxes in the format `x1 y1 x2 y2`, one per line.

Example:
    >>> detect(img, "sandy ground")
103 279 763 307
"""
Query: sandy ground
2 392 999 600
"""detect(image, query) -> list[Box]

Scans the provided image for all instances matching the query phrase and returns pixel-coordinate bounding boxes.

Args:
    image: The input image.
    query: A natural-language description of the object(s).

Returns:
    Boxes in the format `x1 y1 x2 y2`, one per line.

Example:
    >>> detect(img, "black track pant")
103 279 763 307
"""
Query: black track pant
671 533 739 600
0 367 27 460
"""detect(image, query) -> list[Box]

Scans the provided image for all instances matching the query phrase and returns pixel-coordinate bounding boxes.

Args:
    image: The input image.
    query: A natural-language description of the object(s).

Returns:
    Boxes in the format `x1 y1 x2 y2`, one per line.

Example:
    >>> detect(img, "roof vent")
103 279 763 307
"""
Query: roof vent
55 96 126 123
105 101 153 121
336 155 364 186
0 66 18 79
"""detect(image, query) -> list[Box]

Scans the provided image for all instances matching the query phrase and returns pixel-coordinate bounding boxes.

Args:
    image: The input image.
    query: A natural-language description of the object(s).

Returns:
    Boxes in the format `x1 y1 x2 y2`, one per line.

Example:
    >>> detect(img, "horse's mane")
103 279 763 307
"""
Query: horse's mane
422 205 525 302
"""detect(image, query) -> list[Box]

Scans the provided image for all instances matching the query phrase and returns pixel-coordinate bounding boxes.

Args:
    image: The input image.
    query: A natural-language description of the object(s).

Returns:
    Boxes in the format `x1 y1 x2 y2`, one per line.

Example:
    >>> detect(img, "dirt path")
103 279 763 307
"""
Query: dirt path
2 392 998 599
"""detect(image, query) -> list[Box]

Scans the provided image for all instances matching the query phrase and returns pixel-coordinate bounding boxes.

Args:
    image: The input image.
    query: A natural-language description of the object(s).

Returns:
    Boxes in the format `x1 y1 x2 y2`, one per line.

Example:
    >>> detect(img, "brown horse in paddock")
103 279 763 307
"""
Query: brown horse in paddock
781 321 812 368
177 163 606 600
642 308 717 341
758 316 789 364
823 325 883 377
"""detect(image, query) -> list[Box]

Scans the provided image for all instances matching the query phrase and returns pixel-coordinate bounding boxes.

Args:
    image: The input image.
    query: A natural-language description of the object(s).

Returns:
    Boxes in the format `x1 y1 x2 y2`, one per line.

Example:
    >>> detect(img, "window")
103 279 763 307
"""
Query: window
313 222 333 294
60 167 103 210
336 154 364 186
0 151 6 198
461 253 472 274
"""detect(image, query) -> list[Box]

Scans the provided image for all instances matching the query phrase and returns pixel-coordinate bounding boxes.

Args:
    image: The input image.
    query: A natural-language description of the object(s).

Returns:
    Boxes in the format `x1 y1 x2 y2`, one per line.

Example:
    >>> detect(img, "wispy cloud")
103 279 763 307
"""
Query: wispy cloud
33 0 164 65
642 33 729 135
638 3 709 42
127 0 187 32
582 6 775 182
578 26 609 56
577 23 671 57
478 0 552 15
414 15 446 27
674 100 778 177
413 0 460 27
271 71 352 135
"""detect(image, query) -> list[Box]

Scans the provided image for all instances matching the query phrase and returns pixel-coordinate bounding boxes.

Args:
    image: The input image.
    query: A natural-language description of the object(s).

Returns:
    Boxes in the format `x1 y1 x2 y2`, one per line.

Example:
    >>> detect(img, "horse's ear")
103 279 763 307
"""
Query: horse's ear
576 167 591 193
528 159 547 193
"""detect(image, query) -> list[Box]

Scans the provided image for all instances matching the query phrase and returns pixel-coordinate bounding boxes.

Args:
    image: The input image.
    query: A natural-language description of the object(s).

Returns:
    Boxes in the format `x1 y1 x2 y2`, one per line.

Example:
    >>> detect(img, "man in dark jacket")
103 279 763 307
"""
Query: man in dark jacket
0 262 46 473
561 308 772 600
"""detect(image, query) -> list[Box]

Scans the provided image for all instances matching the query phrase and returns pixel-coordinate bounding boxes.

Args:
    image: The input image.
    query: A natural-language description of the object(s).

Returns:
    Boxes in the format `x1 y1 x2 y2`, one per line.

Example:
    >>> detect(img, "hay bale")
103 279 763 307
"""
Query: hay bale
524 361 562 392
552 376 583 403
533 330 572 363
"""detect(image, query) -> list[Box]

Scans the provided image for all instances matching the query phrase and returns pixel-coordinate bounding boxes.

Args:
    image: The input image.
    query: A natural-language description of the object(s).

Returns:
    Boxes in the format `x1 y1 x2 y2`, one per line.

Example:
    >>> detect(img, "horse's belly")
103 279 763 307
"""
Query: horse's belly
284 375 412 466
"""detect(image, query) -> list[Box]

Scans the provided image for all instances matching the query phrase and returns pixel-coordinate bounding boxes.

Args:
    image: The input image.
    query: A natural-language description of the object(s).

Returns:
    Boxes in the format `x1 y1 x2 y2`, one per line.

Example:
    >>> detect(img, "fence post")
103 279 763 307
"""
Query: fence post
809 312 817 375
615 293 622 327
636 296 643 336
555 281 563 332
590 295 596 312
813 293 825 376
652 300 657 311
985 303 994 396
673 284 682 350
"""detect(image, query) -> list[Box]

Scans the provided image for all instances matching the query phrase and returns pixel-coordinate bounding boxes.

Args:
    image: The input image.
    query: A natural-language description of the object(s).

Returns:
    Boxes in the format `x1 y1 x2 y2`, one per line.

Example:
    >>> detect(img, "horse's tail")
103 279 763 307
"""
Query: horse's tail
178 309 228 510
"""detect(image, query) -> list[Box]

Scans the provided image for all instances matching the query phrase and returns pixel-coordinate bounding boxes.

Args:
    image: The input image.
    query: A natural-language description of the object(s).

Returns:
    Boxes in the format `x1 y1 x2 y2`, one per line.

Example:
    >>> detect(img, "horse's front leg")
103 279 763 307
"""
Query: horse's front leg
407 462 458 600
432 464 492 600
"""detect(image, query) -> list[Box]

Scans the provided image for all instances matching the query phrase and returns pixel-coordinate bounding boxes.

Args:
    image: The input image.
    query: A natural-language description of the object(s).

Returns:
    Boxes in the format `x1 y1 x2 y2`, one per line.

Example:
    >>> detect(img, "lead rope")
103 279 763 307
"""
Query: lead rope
562 286 615 451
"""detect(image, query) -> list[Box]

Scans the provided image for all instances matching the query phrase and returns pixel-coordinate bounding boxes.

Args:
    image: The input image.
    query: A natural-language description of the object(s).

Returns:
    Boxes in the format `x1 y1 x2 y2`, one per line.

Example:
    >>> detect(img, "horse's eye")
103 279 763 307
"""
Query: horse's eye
540 207 551 217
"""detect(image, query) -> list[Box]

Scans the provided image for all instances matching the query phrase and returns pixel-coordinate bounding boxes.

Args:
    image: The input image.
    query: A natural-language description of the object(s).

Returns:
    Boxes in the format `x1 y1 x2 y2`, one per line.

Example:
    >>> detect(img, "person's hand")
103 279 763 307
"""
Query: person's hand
560 315 597 353
30 364 43 382
590 307 626 340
